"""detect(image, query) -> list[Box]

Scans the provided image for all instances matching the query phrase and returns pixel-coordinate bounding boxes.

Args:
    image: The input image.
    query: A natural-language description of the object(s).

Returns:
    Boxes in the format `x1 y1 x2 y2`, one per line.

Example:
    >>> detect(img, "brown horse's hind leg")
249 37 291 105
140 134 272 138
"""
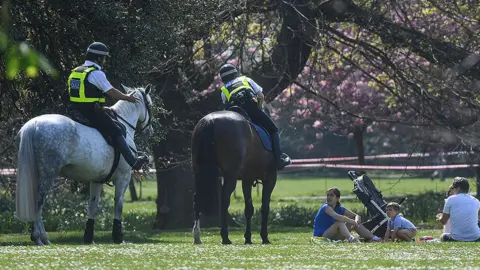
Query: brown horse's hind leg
242 180 254 244
220 174 238 245
260 170 277 244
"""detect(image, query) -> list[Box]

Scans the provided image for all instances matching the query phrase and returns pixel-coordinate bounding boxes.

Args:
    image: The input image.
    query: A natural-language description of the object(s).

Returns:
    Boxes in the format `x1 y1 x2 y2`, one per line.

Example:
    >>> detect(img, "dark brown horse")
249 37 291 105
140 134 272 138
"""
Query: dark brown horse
191 109 277 245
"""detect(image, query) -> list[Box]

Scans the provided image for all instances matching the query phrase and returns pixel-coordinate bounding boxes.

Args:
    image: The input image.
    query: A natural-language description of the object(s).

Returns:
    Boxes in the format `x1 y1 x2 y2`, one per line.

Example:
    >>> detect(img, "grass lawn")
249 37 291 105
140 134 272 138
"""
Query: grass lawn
116 176 453 214
1 228 479 269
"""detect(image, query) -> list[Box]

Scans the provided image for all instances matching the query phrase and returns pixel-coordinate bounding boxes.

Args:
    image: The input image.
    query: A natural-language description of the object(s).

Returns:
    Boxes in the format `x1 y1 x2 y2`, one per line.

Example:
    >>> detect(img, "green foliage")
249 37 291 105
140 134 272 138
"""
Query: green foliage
400 191 447 222
0 31 58 80
0 189 114 233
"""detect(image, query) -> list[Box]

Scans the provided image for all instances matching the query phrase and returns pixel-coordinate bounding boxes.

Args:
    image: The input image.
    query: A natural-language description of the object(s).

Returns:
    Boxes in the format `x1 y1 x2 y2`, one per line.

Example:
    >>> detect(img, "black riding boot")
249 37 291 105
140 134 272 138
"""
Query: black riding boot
113 135 149 171
271 132 291 170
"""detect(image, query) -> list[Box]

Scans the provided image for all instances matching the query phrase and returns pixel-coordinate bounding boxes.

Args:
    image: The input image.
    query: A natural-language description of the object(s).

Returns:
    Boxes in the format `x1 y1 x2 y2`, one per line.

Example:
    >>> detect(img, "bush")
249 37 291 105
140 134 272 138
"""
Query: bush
0 190 450 234
0 188 115 233
398 191 446 222
229 191 448 229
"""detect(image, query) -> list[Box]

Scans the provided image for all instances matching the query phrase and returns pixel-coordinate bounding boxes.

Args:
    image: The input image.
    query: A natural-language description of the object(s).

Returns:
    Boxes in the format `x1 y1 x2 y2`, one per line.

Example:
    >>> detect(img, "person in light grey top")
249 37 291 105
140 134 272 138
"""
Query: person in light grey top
384 202 416 242
438 177 480 242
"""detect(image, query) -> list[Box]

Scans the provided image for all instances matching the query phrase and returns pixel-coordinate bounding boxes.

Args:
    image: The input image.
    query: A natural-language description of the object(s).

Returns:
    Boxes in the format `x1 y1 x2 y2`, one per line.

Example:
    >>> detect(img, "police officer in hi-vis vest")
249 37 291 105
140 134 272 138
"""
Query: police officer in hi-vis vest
219 64 291 170
67 42 148 171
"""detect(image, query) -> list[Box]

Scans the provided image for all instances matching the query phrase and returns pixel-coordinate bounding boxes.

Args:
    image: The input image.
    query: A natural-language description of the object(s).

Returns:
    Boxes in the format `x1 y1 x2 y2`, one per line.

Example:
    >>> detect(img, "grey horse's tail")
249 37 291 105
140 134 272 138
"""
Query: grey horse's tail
15 120 40 222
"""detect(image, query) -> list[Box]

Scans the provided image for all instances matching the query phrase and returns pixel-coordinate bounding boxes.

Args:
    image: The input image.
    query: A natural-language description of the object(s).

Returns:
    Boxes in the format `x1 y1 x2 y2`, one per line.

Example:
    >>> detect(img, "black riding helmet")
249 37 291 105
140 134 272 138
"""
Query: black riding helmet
86 42 110 57
220 64 239 84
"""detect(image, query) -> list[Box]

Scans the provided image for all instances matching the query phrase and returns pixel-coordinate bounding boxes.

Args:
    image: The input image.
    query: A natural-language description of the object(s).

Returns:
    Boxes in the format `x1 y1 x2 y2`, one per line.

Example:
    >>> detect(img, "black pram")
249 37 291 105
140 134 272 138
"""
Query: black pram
348 171 405 237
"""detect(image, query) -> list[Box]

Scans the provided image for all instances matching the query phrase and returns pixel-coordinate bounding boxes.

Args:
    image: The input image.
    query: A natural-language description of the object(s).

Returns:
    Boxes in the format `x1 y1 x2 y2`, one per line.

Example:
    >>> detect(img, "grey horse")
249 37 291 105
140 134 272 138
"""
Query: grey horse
15 85 154 245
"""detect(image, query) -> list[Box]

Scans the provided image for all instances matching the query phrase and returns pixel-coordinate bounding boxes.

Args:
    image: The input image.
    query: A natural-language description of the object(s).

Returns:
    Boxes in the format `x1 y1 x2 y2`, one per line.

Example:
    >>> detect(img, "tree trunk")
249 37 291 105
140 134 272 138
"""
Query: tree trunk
128 177 139 202
153 160 195 229
354 126 365 165
476 167 480 200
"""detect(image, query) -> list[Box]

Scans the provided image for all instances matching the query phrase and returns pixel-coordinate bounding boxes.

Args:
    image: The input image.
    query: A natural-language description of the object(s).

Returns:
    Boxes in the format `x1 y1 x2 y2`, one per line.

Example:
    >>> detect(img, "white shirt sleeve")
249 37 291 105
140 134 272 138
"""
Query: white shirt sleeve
246 77 262 94
443 197 452 214
87 70 113 93
221 92 227 104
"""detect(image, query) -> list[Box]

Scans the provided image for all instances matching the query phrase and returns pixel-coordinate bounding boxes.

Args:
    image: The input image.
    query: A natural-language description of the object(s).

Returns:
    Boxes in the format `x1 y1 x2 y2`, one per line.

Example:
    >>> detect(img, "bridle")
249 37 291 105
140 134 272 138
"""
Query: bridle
115 90 152 136
135 90 152 134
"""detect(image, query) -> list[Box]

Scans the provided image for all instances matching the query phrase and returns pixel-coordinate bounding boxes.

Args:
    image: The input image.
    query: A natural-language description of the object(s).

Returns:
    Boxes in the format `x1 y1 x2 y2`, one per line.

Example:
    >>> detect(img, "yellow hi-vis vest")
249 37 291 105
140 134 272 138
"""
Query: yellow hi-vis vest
68 66 106 103
220 76 256 102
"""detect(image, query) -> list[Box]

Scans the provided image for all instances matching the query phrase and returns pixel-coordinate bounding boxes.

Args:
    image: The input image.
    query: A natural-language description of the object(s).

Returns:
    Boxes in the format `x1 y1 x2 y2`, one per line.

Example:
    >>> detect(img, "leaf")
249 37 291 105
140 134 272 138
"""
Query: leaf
26 66 38 78
0 31 7 50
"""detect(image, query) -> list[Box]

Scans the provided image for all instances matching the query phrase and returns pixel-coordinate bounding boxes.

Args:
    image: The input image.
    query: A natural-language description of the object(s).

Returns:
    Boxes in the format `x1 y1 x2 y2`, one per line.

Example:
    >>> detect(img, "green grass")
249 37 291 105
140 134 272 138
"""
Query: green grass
1 228 479 269
115 176 453 214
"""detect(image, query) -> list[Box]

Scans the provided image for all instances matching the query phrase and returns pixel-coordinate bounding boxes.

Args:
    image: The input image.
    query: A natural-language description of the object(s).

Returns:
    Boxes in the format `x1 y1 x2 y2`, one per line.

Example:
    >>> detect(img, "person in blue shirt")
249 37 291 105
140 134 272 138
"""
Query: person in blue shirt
313 187 381 242
384 202 417 242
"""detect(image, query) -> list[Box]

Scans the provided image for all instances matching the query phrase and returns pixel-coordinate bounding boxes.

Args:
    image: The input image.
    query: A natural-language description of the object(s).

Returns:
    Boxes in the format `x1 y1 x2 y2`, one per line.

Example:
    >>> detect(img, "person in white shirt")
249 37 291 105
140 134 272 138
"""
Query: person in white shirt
437 177 480 242
68 42 148 171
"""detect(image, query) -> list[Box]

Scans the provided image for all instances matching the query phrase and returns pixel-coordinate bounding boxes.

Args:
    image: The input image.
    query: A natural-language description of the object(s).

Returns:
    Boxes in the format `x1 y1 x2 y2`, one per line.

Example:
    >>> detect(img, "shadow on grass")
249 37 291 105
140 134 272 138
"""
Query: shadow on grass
0 230 187 246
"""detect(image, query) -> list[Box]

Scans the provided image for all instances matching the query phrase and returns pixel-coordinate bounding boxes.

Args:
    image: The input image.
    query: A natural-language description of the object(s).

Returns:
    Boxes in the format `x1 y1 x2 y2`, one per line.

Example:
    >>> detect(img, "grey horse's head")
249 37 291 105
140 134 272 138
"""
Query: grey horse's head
121 84 154 137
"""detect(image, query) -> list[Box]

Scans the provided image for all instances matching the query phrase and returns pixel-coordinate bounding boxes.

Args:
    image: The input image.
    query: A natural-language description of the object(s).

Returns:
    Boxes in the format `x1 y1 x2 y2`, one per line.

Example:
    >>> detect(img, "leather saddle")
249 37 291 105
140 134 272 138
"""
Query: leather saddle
227 106 251 121
70 107 127 146
226 106 272 151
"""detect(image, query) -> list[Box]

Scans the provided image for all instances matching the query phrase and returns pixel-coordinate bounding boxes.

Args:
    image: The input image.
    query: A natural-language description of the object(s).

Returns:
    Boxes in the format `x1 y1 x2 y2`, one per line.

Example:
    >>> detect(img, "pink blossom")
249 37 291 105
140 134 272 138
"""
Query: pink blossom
355 119 364 125
303 66 311 74
315 132 323 140
298 97 308 107
228 58 238 66
306 144 315 150
312 120 323 128
366 126 373 133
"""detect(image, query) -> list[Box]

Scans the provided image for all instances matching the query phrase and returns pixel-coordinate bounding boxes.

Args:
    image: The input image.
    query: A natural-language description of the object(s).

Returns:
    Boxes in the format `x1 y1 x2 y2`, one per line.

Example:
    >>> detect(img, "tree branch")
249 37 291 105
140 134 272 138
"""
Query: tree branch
317 0 480 80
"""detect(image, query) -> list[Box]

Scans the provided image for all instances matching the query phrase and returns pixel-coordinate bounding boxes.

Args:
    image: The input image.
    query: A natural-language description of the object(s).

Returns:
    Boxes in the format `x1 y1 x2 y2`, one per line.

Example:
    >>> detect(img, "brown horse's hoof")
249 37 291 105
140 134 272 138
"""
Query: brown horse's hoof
245 240 253 245
222 239 232 245
262 240 271 244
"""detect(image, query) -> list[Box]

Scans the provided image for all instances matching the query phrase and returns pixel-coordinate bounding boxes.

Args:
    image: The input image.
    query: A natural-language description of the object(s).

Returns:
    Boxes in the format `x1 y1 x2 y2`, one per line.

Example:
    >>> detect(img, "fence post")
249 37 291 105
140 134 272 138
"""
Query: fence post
476 167 480 200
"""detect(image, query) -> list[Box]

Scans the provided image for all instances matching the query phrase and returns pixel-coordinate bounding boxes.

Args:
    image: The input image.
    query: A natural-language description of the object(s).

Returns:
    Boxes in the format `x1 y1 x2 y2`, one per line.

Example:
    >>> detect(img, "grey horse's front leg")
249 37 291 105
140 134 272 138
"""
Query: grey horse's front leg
84 182 103 244
112 175 131 244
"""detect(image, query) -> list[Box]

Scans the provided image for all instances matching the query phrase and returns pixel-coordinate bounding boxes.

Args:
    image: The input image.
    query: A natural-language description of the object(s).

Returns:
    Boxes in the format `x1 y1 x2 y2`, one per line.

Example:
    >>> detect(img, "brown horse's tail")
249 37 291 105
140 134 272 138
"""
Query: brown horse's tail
192 118 219 216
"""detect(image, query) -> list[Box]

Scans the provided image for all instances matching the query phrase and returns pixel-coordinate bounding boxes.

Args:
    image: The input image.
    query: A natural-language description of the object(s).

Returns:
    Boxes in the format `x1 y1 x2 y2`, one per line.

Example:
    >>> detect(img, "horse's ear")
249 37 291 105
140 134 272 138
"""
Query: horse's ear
145 84 152 95
120 84 129 93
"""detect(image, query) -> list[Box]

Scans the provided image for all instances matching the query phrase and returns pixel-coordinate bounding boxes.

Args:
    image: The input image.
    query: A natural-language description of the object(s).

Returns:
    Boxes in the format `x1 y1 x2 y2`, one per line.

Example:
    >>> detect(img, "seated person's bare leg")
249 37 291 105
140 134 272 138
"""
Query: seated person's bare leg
348 223 376 240
322 221 352 240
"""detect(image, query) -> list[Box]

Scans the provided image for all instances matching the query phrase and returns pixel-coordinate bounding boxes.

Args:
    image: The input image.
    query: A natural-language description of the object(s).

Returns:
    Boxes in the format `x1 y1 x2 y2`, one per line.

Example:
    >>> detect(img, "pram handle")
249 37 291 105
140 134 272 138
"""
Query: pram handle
348 170 361 180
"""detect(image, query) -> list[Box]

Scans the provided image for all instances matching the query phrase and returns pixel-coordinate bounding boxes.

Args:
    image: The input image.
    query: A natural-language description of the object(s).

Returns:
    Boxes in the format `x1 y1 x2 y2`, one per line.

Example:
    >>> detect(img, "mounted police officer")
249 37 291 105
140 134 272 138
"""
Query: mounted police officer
219 64 291 170
67 41 148 171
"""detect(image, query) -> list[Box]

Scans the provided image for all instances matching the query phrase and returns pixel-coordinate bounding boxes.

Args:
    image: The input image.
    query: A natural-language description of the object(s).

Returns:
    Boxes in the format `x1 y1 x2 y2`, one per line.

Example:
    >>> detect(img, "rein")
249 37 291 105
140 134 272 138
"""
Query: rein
113 90 152 136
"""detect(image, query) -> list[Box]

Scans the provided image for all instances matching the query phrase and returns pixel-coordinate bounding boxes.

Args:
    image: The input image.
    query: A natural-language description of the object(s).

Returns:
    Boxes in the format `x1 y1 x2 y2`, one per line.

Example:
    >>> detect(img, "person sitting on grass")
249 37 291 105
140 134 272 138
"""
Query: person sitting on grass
437 177 480 242
312 187 381 243
384 202 417 242
436 186 455 235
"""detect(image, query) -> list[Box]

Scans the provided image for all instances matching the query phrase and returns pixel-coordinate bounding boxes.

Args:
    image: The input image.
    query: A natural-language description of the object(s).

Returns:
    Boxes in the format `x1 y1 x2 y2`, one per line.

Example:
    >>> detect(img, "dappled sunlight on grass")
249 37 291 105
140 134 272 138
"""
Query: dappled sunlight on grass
1 229 479 269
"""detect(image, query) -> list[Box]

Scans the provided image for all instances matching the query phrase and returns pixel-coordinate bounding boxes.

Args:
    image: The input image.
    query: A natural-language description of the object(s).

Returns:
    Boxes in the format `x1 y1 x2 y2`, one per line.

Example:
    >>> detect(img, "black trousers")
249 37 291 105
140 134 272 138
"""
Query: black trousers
238 99 278 134
70 102 119 137
71 102 138 167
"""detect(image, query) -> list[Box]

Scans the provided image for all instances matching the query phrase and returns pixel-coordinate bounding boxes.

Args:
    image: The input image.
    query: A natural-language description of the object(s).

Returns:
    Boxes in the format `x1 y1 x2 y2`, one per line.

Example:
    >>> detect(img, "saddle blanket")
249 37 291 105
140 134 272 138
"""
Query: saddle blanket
249 122 272 151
